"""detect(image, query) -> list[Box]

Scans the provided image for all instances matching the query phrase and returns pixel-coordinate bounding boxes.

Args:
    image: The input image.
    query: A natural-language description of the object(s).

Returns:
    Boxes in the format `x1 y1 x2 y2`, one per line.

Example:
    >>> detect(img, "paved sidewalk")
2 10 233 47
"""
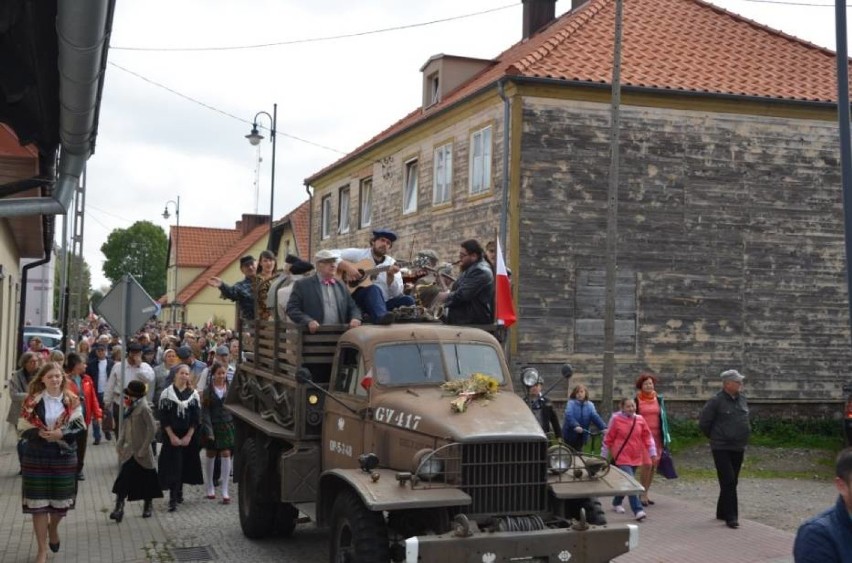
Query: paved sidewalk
612 493 795 563
0 430 169 563
0 427 800 563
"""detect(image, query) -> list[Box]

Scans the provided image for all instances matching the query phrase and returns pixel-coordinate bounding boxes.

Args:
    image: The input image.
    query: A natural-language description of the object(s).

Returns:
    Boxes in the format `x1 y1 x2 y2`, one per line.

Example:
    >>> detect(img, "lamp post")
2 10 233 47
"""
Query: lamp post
162 196 180 324
245 103 277 250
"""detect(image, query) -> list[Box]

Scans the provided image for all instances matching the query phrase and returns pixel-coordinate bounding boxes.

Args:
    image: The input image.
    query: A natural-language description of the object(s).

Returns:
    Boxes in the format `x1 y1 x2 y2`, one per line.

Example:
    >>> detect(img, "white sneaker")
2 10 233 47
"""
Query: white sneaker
636 510 647 521
613 505 626 514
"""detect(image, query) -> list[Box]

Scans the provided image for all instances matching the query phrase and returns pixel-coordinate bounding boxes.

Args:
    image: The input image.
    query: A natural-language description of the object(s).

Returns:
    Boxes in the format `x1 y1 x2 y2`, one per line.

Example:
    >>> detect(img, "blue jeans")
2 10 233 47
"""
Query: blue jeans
612 465 643 514
92 392 104 441
353 286 414 321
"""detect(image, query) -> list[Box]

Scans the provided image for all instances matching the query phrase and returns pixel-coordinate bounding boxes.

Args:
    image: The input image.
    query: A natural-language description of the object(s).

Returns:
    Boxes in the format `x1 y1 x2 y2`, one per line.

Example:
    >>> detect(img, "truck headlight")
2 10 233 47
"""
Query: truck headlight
547 444 574 474
414 449 444 481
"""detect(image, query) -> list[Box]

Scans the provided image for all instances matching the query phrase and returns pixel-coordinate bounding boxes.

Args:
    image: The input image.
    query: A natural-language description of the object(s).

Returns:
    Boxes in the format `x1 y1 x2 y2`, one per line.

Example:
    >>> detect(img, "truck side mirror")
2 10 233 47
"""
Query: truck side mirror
296 367 313 384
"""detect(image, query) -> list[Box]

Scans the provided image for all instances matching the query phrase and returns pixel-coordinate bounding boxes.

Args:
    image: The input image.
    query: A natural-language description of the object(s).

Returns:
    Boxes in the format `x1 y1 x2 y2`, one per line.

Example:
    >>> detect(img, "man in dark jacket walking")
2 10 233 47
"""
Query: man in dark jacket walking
698 369 751 529
793 447 852 563
438 239 494 326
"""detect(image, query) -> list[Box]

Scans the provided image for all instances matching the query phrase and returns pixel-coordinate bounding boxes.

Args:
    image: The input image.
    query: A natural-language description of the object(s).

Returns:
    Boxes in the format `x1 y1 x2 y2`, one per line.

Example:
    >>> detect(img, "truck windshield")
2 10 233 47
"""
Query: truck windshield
373 342 504 386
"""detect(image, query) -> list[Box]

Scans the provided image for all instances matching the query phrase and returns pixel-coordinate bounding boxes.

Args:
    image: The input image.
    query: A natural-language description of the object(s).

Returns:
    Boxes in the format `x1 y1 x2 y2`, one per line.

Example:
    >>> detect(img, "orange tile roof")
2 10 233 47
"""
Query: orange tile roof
172 223 269 304
171 226 244 267
286 199 310 257
307 0 846 184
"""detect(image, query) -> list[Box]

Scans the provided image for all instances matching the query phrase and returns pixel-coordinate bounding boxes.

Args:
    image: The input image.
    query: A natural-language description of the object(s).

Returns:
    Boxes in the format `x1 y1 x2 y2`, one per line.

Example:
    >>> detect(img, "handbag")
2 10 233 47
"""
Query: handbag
657 446 678 479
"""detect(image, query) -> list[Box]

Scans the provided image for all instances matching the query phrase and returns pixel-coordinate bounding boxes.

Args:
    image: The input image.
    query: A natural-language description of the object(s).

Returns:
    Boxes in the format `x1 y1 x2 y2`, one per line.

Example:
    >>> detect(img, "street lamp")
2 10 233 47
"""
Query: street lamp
162 196 180 324
245 103 277 250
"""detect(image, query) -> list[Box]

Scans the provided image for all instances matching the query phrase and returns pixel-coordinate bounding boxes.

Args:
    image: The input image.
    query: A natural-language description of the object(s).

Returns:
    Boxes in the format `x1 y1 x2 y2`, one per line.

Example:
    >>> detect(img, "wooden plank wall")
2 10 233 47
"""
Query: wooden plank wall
517 98 851 403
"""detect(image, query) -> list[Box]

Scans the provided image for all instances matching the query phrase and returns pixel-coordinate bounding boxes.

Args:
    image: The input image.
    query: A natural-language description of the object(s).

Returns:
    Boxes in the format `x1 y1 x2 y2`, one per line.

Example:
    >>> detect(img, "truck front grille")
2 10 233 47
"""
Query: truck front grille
461 441 548 515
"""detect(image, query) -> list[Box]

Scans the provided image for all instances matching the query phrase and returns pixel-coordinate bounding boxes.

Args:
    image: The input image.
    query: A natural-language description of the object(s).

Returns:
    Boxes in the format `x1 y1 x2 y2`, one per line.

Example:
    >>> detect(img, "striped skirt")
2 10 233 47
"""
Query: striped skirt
21 439 78 514
211 420 235 451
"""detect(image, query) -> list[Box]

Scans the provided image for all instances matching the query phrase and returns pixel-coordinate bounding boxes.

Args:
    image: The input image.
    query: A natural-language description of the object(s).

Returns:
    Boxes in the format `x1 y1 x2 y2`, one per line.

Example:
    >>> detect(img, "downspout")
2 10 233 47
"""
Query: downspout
17 214 55 353
0 0 113 217
304 182 313 257
497 79 511 251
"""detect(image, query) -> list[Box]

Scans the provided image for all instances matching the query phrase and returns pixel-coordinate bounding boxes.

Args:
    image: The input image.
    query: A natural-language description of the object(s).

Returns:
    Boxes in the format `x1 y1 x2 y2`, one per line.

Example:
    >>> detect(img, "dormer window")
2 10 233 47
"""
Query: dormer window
428 72 440 105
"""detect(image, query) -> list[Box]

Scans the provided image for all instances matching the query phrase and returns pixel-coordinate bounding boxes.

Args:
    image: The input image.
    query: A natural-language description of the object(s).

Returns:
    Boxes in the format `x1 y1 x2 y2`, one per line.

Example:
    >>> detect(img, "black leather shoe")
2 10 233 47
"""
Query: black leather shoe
109 499 125 523
104 430 112 441
142 500 153 518
77 472 85 481
726 520 739 529
49 542 60 553
93 438 101 445
168 499 177 512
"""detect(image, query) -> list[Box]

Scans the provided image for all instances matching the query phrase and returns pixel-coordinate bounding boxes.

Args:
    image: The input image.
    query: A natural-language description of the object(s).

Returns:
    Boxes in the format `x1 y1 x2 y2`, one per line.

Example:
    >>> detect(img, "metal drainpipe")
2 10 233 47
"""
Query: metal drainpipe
497 79 511 251
17 215 55 354
304 182 313 256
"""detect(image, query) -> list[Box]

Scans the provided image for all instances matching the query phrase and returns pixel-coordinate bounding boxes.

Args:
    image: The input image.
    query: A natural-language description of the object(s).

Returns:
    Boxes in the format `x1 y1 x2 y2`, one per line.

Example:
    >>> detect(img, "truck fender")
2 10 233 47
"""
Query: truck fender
316 468 471 528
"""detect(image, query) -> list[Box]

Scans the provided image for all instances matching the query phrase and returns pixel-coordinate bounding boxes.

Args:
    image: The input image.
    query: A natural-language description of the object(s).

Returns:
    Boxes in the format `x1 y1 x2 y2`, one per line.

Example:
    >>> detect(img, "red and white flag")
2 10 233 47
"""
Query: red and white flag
495 239 516 327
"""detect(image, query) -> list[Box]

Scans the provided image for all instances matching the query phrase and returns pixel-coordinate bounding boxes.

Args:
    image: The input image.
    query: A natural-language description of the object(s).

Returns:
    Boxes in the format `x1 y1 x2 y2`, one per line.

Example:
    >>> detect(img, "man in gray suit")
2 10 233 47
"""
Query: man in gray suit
286 249 362 334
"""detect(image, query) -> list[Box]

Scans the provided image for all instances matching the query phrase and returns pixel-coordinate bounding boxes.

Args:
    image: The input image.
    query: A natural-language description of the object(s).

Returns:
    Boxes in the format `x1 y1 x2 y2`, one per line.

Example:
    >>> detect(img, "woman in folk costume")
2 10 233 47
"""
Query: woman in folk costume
109 380 163 523
200 361 235 503
17 362 86 563
157 363 203 511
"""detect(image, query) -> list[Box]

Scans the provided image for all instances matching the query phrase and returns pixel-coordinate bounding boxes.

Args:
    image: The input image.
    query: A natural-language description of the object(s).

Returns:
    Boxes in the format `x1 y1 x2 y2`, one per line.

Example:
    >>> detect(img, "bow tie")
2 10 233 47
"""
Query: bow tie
321 278 336 286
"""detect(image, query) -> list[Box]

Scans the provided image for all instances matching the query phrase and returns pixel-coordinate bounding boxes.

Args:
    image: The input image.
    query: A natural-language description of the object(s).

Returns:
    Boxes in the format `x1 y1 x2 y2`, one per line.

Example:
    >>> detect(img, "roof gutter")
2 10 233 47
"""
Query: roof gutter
0 0 113 218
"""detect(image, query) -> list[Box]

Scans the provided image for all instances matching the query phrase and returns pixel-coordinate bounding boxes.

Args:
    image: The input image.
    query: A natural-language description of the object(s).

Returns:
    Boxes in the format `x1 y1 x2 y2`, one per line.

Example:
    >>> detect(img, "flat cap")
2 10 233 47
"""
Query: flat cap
176 345 192 360
215 345 229 356
239 255 255 267
720 369 745 382
314 249 340 262
372 229 397 242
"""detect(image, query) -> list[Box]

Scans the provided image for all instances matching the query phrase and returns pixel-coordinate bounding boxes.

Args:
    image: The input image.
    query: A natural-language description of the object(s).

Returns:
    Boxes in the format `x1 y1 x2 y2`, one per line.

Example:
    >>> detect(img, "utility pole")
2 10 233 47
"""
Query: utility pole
834 0 852 343
602 0 624 418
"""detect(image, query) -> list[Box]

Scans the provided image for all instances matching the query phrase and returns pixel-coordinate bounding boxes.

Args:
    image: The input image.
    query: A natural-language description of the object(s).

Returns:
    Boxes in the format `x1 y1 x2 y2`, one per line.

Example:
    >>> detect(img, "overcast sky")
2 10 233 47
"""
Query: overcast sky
78 0 845 289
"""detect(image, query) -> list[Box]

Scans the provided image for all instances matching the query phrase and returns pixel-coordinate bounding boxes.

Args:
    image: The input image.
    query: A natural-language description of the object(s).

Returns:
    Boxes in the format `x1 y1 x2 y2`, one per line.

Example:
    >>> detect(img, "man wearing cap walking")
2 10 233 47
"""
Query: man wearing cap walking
332 229 415 324
286 250 362 334
207 255 257 321
699 369 751 529
104 342 156 436
174 345 209 392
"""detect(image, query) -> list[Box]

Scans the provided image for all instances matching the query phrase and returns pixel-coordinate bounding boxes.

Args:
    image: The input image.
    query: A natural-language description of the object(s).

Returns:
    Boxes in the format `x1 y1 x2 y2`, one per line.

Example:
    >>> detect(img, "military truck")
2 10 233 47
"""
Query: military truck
226 321 643 562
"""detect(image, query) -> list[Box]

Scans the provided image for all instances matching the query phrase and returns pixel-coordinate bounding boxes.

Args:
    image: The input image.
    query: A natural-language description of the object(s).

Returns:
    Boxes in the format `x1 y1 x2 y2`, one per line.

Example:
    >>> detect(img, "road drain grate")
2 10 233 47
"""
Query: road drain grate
169 546 216 561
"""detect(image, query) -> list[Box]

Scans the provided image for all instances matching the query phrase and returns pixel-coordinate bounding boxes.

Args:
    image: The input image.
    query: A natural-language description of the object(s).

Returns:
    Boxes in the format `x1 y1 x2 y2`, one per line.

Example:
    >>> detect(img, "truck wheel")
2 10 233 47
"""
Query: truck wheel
330 490 389 563
238 438 275 538
581 498 607 526
275 503 299 537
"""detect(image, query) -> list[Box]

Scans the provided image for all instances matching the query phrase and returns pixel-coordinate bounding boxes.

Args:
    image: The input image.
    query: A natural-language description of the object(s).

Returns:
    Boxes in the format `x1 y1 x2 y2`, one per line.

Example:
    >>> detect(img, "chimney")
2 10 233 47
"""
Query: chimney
237 213 270 237
522 0 557 39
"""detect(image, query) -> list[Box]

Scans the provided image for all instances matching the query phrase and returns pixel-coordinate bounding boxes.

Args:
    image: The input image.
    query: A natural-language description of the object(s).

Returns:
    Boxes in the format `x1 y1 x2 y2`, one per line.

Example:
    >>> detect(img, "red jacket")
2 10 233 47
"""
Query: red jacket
66 373 103 425
602 412 657 466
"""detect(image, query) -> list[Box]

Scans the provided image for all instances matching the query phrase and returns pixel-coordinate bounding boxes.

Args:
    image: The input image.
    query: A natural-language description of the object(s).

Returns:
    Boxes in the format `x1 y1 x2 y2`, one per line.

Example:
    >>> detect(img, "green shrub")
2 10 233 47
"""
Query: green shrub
668 416 844 453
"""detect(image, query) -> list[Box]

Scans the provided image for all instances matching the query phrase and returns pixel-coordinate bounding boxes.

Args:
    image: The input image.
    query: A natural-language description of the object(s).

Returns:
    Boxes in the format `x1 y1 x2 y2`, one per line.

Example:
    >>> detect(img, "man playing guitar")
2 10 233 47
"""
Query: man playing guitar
332 229 415 324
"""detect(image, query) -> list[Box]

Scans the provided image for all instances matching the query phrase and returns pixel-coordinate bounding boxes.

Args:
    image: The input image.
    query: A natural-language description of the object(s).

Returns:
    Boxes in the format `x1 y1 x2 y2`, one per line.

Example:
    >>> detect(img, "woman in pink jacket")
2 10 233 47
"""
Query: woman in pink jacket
602 398 657 521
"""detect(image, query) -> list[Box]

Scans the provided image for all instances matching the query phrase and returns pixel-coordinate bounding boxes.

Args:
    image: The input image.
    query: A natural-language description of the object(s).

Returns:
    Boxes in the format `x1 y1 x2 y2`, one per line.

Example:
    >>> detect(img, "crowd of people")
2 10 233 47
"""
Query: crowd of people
11 320 241 562
208 228 501 331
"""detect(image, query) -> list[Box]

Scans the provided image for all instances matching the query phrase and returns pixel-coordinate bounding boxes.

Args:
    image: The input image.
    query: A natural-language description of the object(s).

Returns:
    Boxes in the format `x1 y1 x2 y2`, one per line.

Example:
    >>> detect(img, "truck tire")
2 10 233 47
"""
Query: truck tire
581 498 607 526
238 437 275 539
275 503 299 537
330 490 389 563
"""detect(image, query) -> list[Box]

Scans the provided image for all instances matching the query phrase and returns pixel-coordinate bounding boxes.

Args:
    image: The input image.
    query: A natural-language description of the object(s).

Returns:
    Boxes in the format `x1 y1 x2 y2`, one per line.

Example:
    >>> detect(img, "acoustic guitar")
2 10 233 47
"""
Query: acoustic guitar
338 258 410 294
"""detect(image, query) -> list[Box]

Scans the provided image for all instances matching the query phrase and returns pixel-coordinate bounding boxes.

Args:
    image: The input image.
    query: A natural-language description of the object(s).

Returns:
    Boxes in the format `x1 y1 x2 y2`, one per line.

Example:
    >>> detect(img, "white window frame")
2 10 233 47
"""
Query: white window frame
359 177 372 228
469 125 493 195
403 159 418 215
321 195 332 239
433 143 452 205
338 186 350 234
429 72 440 105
